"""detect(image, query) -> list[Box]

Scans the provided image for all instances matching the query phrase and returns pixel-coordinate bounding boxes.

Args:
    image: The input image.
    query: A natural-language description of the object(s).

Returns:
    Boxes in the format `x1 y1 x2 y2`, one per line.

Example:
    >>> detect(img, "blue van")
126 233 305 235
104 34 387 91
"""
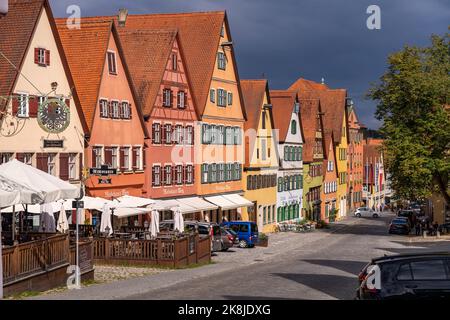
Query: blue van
221 221 258 248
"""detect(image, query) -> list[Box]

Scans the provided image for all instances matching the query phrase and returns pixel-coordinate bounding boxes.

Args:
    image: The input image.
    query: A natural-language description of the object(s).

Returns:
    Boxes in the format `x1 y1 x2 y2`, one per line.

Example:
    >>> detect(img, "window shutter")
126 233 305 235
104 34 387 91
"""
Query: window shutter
172 165 177 184
132 148 138 170
12 95 19 115
151 123 156 143
65 99 70 108
184 92 188 108
129 104 132 119
142 147 147 169
79 153 83 180
29 96 38 117
104 148 112 167
45 50 50 66
190 126 194 145
108 101 113 118
170 90 173 107
59 153 69 181
152 166 156 187
16 153 24 162
119 102 124 119
36 153 48 173
120 148 125 170
34 48 39 64
161 125 166 144
177 92 181 109
91 148 96 167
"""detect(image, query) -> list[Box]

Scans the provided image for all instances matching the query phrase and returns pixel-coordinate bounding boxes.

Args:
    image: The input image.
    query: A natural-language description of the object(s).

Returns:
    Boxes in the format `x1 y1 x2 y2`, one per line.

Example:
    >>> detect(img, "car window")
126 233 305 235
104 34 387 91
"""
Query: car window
251 223 258 233
198 225 208 234
410 260 447 280
185 224 196 232
239 224 249 233
397 263 413 281
231 224 239 233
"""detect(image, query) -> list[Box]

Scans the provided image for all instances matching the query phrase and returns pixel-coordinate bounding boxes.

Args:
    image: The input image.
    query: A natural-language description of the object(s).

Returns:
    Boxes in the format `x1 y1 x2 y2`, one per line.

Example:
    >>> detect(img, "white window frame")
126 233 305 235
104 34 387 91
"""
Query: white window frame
94 146 103 168
111 146 118 169
48 153 56 176
186 125 193 145
122 147 130 171
176 164 183 185
165 123 172 145
99 99 109 118
186 164 194 184
17 93 29 118
37 48 46 65
217 51 226 70
134 146 142 170
111 100 120 119
122 100 130 119
107 50 117 75
69 153 77 180
164 164 172 186
153 165 161 187
153 122 161 144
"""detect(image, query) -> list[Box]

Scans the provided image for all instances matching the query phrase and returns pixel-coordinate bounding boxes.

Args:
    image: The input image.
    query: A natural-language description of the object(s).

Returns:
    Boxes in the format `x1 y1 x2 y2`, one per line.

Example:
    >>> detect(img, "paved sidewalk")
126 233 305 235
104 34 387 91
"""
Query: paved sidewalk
31 217 360 300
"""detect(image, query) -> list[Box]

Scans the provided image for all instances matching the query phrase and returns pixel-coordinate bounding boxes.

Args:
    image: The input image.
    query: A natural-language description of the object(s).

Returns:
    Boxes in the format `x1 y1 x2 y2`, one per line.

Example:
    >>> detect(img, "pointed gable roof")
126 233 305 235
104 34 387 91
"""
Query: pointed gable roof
0 0 44 108
270 90 299 143
290 77 348 145
56 19 112 133
55 19 147 135
289 77 329 92
116 29 179 116
297 89 322 163
0 0 88 133
241 79 269 132
83 11 246 118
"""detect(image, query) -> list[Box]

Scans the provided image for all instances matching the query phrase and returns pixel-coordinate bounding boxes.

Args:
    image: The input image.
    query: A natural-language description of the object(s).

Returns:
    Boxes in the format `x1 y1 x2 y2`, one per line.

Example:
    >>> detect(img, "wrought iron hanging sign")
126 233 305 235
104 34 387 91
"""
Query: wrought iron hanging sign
37 97 70 134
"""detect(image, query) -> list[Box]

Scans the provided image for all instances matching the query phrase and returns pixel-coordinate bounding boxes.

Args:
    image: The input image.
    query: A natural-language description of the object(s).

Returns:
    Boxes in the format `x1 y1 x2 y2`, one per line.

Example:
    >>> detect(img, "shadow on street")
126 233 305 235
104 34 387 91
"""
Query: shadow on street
271 273 357 300
301 259 367 275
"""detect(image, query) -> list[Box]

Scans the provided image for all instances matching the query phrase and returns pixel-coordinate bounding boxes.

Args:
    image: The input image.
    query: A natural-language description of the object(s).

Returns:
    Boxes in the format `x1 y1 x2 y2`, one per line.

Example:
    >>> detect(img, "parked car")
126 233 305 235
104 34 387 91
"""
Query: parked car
356 252 450 299
221 221 258 248
389 217 411 235
219 227 235 251
398 210 417 226
222 227 239 245
354 207 379 218
159 220 223 252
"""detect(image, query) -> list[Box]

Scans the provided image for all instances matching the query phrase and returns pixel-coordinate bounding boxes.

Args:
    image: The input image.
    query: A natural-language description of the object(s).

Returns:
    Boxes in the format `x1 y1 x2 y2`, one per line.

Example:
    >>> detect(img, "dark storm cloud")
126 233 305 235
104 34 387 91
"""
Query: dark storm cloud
50 0 449 129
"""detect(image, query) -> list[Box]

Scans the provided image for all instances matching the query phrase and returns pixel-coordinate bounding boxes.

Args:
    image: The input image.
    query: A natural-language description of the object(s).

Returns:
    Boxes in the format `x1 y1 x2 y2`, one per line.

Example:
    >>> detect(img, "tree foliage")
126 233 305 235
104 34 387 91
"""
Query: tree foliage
369 33 450 204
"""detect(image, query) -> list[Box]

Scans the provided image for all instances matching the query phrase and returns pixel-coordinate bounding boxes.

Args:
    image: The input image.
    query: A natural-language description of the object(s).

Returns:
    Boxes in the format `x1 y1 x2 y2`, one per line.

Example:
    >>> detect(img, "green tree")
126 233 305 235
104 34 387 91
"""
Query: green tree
369 33 450 204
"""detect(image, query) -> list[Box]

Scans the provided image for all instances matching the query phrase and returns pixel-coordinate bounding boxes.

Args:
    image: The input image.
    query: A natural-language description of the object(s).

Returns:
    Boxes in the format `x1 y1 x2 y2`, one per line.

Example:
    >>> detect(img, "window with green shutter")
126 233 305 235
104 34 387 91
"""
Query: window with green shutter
201 164 209 184
299 146 303 161
278 177 283 192
290 146 295 161
291 120 297 135
284 146 288 161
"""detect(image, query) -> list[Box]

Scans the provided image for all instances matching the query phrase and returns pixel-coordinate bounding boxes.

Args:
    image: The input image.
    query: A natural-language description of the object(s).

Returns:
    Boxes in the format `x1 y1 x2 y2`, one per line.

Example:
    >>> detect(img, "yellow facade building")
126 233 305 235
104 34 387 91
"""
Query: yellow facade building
240 80 279 233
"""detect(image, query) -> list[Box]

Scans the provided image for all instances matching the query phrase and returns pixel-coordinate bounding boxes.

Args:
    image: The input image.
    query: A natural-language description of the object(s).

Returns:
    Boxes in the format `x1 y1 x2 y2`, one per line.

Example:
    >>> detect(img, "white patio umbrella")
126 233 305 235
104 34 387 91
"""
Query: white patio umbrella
57 205 69 233
115 195 155 208
100 203 113 236
150 210 160 238
0 159 80 203
39 203 56 233
173 207 184 233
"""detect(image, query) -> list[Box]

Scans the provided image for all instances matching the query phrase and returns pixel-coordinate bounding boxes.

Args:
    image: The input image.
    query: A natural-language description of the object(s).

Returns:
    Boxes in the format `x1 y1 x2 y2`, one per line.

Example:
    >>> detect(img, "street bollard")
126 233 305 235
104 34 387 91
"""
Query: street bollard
437 231 440 239
423 231 427 238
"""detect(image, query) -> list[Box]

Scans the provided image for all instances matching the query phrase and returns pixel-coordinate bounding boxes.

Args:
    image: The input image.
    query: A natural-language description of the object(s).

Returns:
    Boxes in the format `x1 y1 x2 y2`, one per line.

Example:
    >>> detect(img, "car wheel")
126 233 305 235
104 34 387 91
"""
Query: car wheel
373 214 379 218
356 213 361 218
239 240 248 248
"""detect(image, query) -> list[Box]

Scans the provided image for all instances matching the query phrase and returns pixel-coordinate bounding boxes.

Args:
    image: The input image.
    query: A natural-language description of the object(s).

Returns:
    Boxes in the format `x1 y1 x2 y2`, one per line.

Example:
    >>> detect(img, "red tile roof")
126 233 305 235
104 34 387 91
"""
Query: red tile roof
269 90 298 143
81 12 246 119
0 0 88 133
55 19 112 132
116 29 178 116
290 78 348 145
241 79 268 132
0 0 44 109
298 94 322 163
289 78 329 92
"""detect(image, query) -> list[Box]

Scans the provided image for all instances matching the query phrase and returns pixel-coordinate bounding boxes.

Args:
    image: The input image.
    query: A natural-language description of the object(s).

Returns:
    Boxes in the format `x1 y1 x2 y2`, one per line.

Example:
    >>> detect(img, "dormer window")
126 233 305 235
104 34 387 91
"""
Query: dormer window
291 120 297 135
34 48 50 66
107 51 117 75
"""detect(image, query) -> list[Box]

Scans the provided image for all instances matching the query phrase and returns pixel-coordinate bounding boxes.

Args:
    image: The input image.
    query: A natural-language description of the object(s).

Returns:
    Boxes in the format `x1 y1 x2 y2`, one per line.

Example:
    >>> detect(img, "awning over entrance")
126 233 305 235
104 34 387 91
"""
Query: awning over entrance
222 194 254 207
204 194 253 210
152 199 197 214
177 197 218 212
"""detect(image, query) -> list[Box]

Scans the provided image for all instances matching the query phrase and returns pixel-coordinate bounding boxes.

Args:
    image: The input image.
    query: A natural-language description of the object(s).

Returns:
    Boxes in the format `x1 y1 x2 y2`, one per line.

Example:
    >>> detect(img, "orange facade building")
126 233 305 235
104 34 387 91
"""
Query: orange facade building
57 20 148 203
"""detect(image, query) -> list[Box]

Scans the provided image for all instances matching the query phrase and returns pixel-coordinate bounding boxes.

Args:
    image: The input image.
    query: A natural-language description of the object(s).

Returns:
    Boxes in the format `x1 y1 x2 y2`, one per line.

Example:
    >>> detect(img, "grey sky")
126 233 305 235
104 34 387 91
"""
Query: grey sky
50 0 449 129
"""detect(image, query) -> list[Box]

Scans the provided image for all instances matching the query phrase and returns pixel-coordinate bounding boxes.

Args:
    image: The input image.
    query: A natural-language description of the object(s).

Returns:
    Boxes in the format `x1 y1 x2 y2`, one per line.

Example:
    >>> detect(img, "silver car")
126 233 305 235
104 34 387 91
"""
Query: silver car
354 207 380 218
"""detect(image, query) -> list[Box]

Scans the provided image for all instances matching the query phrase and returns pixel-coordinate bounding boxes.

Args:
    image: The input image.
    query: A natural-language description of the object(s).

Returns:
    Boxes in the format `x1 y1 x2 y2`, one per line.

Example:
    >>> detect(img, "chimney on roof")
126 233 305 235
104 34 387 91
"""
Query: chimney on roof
118 8 128 27
321 78 325 85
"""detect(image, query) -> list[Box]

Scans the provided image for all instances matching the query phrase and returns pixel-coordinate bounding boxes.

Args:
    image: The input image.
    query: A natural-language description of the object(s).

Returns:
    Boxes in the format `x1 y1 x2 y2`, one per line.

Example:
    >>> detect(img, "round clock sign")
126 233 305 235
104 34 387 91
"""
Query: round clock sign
37 97 70 134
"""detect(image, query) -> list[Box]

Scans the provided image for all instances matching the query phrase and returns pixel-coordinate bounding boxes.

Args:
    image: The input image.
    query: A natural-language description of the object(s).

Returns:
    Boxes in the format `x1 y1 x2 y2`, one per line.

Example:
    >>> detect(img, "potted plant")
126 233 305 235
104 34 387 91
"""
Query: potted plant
257 233 269 247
